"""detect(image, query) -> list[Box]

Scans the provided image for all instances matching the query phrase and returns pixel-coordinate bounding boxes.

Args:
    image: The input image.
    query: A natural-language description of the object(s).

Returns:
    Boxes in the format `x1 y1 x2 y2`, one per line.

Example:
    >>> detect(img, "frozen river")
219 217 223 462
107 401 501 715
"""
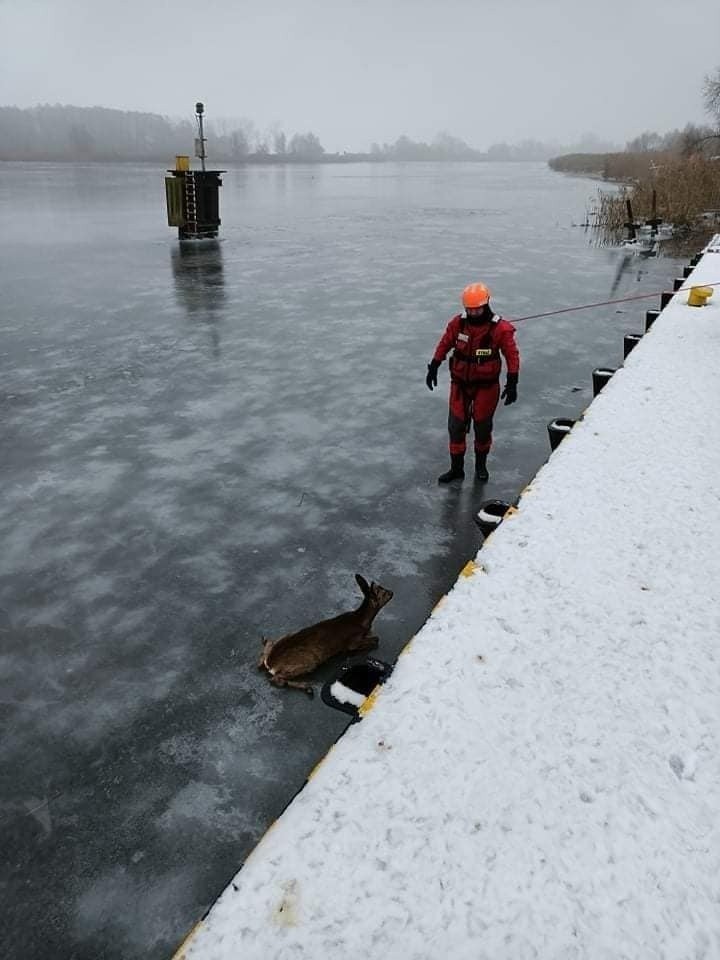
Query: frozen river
0 160 683 959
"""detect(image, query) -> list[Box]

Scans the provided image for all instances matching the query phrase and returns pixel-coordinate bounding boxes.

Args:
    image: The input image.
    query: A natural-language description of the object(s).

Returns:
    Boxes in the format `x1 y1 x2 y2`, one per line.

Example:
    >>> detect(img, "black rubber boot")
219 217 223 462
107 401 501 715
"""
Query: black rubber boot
438 453 465 483
475 452 489 482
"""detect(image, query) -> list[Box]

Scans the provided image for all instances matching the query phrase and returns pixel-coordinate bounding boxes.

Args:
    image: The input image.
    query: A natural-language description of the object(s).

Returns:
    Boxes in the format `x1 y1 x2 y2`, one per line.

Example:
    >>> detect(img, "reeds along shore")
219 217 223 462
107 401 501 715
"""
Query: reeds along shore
549 151 672 180
551 151 720 250
597 155 720 245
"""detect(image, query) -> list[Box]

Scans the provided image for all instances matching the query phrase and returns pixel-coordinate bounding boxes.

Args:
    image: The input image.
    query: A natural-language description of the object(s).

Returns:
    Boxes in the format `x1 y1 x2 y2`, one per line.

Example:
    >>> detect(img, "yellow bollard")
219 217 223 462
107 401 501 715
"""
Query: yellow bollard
175 155 191 172
687 286 714 307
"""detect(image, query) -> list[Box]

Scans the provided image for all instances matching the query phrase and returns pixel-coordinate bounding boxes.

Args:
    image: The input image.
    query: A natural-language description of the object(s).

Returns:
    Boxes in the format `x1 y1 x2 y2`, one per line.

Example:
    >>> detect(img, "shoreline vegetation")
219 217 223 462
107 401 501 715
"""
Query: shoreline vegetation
549 131 720 253
548 148 720 255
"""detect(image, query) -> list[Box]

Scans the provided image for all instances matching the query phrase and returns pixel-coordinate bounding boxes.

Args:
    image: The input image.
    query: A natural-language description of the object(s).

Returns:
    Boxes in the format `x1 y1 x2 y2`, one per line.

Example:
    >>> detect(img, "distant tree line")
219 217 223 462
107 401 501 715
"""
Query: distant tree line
624 123 719 157
548 123 720 179
0 104 620 164
0 105 332 162
549 66 720 178
367 132 617 161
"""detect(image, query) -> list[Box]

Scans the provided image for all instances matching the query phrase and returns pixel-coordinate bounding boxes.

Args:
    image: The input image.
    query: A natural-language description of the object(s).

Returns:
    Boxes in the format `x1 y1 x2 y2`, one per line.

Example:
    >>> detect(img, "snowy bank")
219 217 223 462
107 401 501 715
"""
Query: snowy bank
174 239 720 960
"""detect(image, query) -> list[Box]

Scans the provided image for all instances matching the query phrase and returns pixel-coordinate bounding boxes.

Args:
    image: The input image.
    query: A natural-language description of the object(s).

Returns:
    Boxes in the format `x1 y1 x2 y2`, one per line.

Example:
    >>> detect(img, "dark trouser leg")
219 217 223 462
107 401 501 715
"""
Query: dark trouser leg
448 382 471 455
472 382 500 480
439 382 469 482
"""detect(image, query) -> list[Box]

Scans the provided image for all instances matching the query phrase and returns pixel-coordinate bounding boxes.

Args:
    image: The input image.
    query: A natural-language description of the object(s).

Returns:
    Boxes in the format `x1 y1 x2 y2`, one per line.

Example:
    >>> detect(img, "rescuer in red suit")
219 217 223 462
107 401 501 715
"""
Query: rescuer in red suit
426 282 520 483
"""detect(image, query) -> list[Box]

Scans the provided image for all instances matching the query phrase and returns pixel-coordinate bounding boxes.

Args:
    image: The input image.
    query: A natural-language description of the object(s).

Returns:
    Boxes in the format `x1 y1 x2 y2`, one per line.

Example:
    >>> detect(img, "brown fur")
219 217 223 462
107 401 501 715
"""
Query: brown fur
258 574 393 696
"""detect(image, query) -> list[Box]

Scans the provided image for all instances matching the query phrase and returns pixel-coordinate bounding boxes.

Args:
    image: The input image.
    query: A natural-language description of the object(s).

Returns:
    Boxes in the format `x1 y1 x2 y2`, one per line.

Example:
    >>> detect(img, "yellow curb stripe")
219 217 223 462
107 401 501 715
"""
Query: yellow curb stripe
171 922 204 960
307 751 332 781
399 638 415 657
358 686 381 717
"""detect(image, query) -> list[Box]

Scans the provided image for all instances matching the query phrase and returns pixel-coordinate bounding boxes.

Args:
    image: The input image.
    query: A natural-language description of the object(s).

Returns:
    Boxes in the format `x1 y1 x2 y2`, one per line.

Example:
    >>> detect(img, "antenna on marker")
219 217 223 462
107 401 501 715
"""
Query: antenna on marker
195 101 207 173
164 101 225 240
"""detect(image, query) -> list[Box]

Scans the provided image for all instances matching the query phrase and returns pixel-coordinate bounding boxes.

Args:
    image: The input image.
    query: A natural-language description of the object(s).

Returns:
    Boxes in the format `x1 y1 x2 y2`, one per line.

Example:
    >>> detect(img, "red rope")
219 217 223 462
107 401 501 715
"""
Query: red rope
508 280 720 324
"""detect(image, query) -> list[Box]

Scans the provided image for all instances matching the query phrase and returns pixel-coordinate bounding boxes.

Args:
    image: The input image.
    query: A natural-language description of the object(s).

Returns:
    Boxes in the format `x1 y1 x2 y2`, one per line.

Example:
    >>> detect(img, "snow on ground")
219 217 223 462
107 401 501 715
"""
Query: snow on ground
175 241 720 960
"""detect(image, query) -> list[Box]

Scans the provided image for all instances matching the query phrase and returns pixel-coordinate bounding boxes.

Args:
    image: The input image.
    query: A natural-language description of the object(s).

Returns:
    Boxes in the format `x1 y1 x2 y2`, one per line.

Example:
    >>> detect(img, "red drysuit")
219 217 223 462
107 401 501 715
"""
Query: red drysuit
432 313 520 455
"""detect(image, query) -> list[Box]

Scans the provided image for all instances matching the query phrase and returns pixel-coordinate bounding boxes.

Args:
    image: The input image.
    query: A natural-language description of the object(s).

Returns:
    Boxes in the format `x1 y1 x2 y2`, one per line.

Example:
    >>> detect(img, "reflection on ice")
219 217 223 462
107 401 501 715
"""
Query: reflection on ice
170 240 225 358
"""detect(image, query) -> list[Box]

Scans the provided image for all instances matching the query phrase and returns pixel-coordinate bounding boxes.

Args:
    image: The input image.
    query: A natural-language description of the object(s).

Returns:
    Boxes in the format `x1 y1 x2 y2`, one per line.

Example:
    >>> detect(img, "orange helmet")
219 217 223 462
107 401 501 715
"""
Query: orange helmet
462 282 491 309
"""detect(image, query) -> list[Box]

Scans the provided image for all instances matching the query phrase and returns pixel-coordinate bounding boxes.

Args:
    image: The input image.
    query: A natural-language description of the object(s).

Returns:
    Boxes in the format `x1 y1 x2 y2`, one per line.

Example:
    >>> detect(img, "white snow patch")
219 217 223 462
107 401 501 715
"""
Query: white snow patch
329 681 366 708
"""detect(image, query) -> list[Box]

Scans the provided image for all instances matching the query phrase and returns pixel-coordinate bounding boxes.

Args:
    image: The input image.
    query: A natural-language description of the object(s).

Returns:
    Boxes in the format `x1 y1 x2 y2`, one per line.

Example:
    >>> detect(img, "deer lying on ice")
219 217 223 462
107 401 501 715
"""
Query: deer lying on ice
258 574 394 696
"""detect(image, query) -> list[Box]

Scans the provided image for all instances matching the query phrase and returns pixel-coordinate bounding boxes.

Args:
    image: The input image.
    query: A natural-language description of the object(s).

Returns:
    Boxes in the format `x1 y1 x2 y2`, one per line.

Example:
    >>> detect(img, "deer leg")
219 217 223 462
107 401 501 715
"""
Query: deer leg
349 633 379 652
258 637 273 669
285 679 314 697
271 674 314 697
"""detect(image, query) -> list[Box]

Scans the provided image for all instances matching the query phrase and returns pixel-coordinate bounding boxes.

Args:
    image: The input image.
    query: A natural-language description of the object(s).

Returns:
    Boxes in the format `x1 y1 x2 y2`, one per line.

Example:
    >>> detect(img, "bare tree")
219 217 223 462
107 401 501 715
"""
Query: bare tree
703 66 720 125
677 122 719 158
288 132 325 159
273 130 287 156
626 131 664 152
230 128 250 159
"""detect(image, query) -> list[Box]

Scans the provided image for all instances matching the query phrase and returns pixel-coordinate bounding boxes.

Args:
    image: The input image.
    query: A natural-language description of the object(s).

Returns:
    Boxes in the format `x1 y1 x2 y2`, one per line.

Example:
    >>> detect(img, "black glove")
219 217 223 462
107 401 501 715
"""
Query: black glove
501 373 518 405
426 359 440 391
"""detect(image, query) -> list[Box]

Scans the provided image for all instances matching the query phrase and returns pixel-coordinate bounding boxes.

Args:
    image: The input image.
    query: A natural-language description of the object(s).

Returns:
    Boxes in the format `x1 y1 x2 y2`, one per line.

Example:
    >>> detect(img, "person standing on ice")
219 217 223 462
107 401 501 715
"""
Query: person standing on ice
426 282 520 483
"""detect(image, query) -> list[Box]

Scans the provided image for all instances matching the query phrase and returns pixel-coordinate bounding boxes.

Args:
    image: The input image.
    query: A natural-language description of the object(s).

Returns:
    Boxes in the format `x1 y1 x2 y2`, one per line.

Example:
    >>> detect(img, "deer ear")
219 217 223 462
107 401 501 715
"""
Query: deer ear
355 573 370 596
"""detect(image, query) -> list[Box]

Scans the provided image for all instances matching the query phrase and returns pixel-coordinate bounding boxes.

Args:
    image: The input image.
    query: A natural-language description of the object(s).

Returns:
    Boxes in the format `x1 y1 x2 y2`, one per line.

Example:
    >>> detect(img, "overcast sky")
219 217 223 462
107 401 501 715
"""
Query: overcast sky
1 0 719 152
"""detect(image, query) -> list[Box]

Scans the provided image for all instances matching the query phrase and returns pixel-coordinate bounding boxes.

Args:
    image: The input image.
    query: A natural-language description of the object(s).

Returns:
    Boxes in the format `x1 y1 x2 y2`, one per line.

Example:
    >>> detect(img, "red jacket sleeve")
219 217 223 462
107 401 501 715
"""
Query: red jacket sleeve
432 315 461 364
496 319 520 376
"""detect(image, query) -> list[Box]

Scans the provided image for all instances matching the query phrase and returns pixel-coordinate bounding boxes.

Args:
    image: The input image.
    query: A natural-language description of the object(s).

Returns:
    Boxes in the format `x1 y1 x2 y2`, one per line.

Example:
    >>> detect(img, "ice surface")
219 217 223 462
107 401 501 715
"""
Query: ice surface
0 161 701 960
178 241 720 959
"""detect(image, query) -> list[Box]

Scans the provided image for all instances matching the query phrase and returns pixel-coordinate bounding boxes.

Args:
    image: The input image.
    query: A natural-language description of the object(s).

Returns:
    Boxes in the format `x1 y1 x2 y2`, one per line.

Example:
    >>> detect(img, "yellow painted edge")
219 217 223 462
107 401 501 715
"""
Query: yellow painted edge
431 595 446 613
358 686 381 717
459 560 476 578
504 506 519 518
258 817 280 841
307 747 334 781
171 921 204 960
